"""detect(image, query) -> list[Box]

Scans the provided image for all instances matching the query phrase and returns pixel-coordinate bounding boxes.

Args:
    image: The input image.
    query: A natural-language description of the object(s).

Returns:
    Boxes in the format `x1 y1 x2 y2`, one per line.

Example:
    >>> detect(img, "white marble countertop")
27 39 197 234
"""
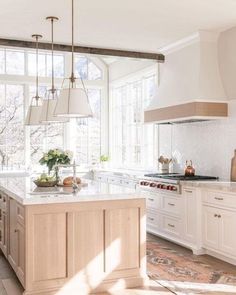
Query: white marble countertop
0 177 143 205
181 180 236 193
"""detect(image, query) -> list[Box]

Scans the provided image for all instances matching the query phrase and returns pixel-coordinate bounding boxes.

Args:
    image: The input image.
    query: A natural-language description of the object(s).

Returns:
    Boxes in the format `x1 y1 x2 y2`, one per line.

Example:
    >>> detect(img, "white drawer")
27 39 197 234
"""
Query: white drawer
162 196 180 215
146 210 161 231
95 174 108 182
204 191 236 209
145 193 162 210
162 215 181 236
107 177 122 185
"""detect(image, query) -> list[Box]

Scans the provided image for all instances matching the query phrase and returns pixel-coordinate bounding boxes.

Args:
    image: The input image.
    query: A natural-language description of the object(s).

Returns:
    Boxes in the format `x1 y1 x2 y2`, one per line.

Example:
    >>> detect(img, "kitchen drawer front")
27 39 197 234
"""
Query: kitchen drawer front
94 174 108 183
204 191 236 209
121 179 137 188
162 196 181 216
0 194 7 211
147 210 161 231
16 204 25 226
144 192 162 210
107 177 122 185
162 215 181 237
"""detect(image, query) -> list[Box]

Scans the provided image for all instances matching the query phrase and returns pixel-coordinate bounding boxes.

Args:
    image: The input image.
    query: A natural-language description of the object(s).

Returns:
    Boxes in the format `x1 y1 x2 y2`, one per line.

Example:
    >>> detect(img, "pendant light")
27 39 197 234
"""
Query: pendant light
40 16 68 123
25 34 43 125
54 0 93 118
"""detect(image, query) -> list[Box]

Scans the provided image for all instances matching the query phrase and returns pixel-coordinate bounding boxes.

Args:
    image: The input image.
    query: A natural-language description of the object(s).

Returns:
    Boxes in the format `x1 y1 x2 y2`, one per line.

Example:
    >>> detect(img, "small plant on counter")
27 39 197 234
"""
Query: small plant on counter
39 149 73 177
100 155 109 162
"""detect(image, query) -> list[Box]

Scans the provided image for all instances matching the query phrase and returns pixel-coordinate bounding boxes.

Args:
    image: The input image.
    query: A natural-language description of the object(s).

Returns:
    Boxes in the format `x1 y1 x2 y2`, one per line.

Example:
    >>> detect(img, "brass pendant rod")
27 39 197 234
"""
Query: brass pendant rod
51 18 55 94
71 0 75 86
31 34 42 105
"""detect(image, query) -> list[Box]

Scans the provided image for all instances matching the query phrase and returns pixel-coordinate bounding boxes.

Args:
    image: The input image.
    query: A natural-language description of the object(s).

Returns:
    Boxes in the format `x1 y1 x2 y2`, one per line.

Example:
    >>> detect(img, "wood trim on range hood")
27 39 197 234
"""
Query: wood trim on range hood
144 101 228 124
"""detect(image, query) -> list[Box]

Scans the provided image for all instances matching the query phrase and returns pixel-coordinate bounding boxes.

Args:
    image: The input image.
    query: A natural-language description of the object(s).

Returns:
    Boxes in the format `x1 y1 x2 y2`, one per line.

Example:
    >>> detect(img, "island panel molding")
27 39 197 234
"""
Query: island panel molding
0 194 147 295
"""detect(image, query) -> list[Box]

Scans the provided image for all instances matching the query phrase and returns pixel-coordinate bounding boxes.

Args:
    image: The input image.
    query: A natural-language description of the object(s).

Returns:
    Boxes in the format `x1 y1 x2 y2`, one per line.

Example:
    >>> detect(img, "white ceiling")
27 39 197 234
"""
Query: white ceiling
1 0 236 53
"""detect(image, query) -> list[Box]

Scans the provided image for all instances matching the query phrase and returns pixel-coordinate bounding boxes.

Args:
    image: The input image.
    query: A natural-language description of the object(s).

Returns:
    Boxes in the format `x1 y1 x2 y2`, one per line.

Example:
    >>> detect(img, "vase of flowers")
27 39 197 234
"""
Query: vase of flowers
39 149 73 181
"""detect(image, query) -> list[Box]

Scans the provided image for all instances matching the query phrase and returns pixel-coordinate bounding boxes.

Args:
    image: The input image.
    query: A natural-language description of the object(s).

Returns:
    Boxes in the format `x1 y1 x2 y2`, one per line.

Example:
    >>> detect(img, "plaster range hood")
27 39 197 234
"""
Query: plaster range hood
144 31 228 124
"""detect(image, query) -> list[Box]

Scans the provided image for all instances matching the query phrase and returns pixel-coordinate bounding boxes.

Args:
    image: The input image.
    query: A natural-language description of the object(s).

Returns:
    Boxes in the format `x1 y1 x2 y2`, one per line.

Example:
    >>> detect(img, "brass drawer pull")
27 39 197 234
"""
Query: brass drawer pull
215 197 223 201
214 214 218 217
148 198 154 201
148 217 154 221
218 214 221 218
168 203 175 206
185 190 193 193
168 223 175 228
14 229 19 233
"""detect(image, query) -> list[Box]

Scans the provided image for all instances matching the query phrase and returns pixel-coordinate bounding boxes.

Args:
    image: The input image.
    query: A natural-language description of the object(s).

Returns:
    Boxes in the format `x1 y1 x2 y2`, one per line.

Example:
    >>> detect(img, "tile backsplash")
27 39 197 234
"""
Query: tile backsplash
158 118 236 180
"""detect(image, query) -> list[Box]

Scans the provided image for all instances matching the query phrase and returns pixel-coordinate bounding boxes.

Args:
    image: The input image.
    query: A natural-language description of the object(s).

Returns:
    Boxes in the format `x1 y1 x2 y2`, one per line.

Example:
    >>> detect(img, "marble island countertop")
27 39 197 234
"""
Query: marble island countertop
0 177 142 205
181 180 236 193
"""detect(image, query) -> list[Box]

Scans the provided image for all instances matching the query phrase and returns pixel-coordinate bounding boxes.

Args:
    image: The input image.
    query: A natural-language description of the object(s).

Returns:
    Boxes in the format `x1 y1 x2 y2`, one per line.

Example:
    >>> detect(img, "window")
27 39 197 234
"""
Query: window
75 55 102 80
110 72 157 168
28 86 64 165
0 84 24 167
69 89 101 164
0 47 106 168
28 52 64 78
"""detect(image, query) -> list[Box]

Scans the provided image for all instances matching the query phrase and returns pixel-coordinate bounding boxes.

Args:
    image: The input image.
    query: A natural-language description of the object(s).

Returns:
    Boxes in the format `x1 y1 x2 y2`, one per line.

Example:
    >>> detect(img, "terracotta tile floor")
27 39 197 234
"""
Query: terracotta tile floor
1 234 236 294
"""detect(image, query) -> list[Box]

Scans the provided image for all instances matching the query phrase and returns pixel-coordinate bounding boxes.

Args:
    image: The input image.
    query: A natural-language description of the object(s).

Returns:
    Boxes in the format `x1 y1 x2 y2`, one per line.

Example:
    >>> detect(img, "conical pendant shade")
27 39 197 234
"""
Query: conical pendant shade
25 105 42 125
54 88 93 118
40 98 68 123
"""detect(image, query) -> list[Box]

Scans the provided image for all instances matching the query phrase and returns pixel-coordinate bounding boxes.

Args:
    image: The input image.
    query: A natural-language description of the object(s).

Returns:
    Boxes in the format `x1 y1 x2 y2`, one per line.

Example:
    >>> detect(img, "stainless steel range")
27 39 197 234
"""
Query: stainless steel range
138 173 219 194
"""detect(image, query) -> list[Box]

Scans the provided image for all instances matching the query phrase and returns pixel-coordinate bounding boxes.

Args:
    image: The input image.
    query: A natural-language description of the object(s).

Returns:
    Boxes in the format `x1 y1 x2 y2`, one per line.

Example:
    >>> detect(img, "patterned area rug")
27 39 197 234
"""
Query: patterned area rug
146 234 236 294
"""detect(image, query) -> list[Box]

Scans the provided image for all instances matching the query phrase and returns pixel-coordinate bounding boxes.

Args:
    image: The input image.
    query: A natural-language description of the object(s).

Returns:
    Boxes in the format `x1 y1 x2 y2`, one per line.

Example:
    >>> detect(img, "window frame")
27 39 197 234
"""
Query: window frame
109 65 159 170
0 47 108 169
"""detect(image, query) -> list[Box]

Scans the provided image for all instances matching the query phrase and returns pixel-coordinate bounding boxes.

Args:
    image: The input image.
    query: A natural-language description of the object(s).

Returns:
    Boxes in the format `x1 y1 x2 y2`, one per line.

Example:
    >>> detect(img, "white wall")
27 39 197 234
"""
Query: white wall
109 59 155 81
159 117 236 180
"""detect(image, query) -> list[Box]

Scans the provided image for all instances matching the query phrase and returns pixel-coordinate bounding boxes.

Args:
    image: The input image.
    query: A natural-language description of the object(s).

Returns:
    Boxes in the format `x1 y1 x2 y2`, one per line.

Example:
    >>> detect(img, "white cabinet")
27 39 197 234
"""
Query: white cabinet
203 205 236 257
182 188 198 243
203 206 219 250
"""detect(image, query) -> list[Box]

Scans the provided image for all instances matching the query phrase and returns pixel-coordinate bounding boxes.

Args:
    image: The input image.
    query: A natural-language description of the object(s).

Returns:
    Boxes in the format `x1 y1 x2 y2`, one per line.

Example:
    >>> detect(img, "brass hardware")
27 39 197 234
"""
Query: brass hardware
168 203 175 206
218 215 221 218
215 197 223 201
214 214 218 217
185 190 193 193
148 198 154 201
168 223 175 228
14 229 19 233
148 217 154 221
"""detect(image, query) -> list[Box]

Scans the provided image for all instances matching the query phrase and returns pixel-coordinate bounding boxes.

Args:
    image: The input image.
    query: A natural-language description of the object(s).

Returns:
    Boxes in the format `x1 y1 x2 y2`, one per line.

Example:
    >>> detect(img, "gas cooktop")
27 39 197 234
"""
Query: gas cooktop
144 173 219 181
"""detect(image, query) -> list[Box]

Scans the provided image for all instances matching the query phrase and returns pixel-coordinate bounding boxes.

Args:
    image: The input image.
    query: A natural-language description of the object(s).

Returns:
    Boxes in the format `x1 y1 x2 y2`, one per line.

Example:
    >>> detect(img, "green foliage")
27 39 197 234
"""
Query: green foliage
39 149 72 174
100 154 109 162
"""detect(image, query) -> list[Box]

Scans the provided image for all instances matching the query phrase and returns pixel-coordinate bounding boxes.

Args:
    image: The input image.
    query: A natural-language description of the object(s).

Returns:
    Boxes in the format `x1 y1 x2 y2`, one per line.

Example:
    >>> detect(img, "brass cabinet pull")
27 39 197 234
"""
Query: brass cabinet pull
168 203 175 206
185 190 193 193
215 197 223 201
214 214 218 217
218 215 221 218
148 198 154 201
14 229 19 233
168 223 175 228
148 217 154 221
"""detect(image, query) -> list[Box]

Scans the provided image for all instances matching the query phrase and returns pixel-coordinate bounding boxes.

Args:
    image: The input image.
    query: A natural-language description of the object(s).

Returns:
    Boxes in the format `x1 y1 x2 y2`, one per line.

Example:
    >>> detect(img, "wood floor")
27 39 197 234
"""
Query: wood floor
1 234 236 294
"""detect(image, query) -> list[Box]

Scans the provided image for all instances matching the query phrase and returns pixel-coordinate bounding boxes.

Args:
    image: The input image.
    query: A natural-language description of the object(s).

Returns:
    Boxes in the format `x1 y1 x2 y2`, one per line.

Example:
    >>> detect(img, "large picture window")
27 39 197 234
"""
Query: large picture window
0 47 106 168
110 71 157 168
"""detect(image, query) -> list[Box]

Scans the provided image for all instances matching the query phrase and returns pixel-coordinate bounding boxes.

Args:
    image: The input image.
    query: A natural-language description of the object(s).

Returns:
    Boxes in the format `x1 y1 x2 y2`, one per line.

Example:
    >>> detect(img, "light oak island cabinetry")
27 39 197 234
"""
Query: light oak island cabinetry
0 178 146 295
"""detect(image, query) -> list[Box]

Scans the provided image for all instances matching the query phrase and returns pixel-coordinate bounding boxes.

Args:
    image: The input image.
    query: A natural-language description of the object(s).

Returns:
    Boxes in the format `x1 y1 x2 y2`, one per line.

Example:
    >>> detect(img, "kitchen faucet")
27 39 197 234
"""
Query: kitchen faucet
55 161 79 194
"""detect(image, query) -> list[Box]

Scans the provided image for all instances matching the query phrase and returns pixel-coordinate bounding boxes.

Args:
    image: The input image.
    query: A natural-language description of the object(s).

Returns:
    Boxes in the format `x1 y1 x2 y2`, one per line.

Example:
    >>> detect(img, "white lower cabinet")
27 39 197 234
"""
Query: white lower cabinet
145 187 200 252
203 205 236 257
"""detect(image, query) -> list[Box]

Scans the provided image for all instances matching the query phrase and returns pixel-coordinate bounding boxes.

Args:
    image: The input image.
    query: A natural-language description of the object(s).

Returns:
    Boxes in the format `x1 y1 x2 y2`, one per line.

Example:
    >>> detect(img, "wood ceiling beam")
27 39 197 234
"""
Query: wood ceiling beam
0 38 165 62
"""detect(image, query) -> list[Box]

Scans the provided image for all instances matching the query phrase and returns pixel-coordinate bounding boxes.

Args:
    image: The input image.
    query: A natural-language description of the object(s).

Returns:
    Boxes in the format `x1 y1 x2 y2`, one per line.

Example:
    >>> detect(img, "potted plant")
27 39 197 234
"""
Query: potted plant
39 149 73 181
100 154 109 169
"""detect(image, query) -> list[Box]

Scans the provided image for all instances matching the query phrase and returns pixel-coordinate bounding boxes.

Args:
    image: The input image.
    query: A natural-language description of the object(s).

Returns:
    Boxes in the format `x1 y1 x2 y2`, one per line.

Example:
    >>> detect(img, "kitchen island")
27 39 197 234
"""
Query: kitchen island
0 177 146 295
